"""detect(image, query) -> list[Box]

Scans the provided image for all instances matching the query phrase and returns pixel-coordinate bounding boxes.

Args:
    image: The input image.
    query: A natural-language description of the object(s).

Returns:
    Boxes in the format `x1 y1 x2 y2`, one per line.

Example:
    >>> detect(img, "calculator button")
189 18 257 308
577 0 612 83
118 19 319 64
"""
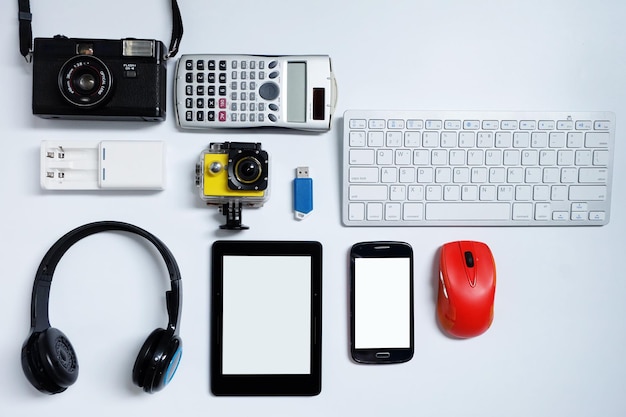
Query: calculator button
249 61 256 70
269 71 279 79
219 86 226 95
196 111 204 121
259 82 280 100
208 86 216 96
208 98 215 108
268 60 278 69
259 61 265 69
185 73 193 83
231 71 237 80
185 60 193 70
196 60 204 70
185 110 192 121
185 86 193 96
231 61 237 69
197 98 204 108
185 98 192 108
196 85 205 95
219 111 227 121
219 73 227 83
219 60 227 70
208 111 215 121
219 98 227 109
268 114 277 122
208 73 216 83
208 60 216 70
269 103 278 111
241 61 247 70
197 73 204 83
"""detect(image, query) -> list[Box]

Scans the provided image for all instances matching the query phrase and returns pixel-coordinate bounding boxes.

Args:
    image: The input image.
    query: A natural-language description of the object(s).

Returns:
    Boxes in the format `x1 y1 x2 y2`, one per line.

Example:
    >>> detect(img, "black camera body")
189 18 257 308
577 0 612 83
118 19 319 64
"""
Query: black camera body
32 36 167 121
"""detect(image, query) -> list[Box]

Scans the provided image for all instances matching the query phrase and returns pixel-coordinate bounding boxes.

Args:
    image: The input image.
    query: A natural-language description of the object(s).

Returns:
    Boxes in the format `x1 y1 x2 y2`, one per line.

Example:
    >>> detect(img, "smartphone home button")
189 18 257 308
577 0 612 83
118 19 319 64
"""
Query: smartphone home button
375 352 391 359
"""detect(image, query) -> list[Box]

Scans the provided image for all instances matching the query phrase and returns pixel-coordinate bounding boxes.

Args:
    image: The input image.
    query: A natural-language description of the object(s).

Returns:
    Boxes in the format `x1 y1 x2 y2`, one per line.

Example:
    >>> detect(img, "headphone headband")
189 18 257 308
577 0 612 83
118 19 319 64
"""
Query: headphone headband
29 221 182 334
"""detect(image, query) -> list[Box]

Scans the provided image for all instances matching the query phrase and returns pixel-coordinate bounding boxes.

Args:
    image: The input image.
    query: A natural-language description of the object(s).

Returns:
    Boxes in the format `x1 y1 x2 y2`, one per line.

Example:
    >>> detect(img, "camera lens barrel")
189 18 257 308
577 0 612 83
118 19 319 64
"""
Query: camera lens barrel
58 55 112 108
234 157 263 184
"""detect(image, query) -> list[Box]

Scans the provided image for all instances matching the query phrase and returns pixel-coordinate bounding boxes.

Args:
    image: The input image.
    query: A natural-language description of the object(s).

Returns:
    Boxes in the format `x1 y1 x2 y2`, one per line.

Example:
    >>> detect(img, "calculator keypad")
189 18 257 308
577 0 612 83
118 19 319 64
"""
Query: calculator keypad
181 56 281 125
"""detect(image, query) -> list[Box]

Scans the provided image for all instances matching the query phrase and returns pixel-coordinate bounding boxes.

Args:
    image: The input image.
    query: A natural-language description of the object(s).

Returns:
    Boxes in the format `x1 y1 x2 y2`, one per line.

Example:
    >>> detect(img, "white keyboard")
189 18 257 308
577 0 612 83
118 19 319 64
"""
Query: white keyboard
342 110 615 226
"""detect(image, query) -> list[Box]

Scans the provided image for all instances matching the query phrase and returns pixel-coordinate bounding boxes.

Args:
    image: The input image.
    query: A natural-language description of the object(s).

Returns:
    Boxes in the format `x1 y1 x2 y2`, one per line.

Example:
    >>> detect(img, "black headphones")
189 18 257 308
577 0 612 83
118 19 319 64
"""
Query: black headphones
21 221 183 394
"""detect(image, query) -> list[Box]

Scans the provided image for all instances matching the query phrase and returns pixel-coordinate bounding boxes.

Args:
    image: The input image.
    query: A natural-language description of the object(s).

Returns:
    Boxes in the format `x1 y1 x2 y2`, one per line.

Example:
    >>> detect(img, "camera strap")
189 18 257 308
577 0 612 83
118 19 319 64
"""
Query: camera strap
17 0 184 62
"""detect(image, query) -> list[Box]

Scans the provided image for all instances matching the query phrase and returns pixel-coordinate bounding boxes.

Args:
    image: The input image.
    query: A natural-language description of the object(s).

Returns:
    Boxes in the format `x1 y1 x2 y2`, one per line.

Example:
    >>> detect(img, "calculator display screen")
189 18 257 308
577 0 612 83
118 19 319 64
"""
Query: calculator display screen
287 62 307 123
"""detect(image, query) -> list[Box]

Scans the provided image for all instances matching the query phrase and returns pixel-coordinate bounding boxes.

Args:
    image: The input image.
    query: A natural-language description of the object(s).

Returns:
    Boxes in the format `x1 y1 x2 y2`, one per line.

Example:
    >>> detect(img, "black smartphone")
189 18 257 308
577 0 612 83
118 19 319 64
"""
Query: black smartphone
350 241 414 364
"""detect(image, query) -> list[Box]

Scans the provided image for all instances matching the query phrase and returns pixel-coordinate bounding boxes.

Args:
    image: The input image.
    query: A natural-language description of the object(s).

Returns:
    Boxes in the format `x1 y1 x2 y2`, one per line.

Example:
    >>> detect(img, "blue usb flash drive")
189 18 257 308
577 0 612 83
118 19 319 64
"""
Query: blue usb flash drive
294 166 313 220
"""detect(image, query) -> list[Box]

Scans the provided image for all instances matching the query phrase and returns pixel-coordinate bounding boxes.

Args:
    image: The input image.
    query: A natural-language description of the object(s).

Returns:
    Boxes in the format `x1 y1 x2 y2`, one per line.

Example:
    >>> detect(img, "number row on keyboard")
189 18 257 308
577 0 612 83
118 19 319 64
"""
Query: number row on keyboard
349 166 608 184
348 184 607 202
349 148 610 167
348 130 609 149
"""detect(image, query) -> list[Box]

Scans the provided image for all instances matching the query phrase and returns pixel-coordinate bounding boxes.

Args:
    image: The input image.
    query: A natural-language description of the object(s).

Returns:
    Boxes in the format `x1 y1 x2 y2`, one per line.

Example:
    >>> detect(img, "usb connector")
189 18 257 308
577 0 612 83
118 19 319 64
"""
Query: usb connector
294 166 313 219
41 140 165 190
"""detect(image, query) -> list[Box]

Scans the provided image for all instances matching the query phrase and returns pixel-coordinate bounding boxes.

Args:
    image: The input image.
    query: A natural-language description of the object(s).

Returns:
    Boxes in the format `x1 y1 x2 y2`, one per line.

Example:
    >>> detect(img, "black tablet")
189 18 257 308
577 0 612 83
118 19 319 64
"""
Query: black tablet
210 240 323 396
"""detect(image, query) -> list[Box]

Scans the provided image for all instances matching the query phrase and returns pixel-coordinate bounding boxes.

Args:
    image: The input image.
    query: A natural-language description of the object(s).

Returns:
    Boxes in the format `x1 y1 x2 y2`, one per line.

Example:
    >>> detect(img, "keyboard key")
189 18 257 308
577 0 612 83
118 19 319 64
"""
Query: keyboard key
569 185 607 200
585 132 610 148
349 185 387 201
349 167 378 183
425 203 510 221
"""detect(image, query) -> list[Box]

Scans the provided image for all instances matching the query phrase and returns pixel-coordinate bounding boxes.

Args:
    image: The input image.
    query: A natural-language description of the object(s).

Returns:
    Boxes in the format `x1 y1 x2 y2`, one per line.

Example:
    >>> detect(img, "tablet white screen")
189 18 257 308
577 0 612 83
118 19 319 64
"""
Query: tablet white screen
222 255 312 375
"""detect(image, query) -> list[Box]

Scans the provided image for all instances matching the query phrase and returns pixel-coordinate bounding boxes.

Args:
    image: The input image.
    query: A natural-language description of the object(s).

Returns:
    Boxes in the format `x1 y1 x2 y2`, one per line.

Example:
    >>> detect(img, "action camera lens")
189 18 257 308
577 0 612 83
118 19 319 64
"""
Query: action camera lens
58 55 112 108
235 157 262 184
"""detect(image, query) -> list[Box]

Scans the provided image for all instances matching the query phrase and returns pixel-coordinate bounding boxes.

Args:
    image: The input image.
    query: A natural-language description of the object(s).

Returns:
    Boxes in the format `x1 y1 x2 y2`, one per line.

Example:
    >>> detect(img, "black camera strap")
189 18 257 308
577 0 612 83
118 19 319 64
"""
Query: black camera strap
17 0 184 62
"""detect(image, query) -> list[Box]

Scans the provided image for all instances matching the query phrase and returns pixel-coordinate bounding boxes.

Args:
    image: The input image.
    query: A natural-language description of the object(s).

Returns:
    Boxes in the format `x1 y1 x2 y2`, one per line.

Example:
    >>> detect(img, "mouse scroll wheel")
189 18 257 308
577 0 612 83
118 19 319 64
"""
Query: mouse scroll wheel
464 251 475 268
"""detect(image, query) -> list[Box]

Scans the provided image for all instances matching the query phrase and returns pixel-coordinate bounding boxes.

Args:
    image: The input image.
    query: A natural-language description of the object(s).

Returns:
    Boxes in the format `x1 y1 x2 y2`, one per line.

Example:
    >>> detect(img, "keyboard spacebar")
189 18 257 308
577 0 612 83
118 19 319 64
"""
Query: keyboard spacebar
426 203 511 221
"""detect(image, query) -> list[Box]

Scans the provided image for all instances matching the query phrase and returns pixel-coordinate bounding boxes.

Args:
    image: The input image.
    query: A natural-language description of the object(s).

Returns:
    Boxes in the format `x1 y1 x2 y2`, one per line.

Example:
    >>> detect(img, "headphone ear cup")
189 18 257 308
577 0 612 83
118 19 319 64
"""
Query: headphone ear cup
132 328 182 393
21 328 79 394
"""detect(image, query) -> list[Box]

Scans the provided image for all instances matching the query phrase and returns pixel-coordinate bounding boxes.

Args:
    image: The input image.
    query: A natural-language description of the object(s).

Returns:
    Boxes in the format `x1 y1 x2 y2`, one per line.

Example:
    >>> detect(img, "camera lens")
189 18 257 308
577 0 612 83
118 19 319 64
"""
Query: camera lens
75 73 97 93
234 157 262 184
58 55 112 107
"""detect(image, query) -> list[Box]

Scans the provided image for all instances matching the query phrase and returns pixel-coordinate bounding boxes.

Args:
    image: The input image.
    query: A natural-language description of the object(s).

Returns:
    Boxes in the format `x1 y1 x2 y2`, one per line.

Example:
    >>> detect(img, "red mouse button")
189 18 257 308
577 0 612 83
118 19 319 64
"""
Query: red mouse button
437 241 496 338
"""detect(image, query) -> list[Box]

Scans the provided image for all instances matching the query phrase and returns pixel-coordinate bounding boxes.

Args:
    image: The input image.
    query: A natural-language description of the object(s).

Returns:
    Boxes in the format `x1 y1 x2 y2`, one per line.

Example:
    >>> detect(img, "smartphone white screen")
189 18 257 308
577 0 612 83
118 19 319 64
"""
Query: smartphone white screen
354 257 411 349
221 255 311 375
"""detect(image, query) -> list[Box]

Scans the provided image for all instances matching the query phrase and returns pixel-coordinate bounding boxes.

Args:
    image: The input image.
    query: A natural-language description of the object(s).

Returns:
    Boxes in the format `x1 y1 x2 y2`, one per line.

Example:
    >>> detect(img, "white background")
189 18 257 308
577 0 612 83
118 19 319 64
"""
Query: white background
1 1 625 416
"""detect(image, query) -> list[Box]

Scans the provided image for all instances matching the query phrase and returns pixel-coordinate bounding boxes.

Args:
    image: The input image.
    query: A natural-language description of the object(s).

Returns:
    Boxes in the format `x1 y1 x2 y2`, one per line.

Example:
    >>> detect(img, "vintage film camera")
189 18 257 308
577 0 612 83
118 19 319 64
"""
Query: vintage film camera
19 0 183 121
32 37 167 121
195 142 270 230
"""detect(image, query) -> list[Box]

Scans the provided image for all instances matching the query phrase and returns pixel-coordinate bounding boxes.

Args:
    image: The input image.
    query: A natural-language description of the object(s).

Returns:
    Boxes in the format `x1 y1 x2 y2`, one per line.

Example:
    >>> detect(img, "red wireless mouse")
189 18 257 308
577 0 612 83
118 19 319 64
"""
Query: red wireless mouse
437 241 496 338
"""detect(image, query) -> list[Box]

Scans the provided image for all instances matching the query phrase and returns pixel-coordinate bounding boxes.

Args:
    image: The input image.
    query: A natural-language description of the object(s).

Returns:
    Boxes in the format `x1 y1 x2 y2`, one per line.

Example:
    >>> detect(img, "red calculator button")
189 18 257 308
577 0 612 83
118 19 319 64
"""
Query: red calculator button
219 98 227 109
218 111 227 122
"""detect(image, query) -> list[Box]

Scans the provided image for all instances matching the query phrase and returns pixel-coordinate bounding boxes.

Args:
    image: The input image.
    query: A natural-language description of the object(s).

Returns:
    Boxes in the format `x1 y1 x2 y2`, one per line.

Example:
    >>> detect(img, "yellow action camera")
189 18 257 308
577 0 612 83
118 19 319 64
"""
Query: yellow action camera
195 142 269 229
